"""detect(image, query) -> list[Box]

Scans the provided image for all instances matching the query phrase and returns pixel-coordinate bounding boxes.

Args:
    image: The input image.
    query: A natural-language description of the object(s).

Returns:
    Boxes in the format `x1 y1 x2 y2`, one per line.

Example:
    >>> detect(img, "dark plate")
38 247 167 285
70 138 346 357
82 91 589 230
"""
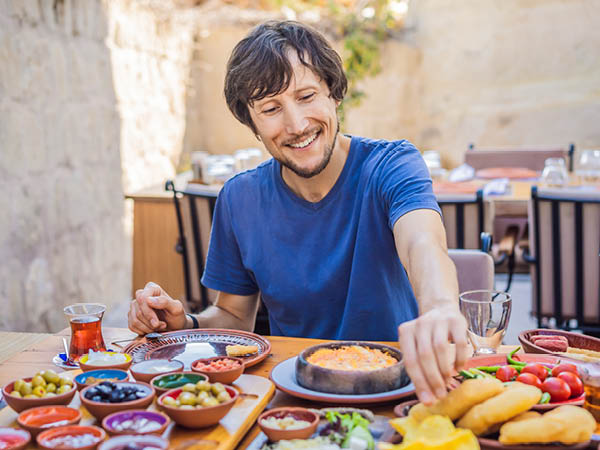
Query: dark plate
123 329 271 369
270 356 415 405
394 400 591 450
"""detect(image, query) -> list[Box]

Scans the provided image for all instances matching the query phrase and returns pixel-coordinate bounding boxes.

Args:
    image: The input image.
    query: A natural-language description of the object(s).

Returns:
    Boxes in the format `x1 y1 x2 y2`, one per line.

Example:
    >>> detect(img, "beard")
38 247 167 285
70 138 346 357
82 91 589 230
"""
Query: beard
278 120 339 179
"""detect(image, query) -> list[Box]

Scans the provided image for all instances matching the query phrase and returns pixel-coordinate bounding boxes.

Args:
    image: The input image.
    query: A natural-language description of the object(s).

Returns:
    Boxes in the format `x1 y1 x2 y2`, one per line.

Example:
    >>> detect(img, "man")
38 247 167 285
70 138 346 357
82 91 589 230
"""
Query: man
128 20 469 405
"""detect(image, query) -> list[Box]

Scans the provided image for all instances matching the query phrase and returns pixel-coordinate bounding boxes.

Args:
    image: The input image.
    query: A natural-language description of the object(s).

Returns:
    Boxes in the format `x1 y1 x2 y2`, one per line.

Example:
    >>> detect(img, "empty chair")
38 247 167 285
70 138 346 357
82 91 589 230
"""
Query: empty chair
465 144 575 172
523 186 600 333
448 249 495 293
437 190 485 250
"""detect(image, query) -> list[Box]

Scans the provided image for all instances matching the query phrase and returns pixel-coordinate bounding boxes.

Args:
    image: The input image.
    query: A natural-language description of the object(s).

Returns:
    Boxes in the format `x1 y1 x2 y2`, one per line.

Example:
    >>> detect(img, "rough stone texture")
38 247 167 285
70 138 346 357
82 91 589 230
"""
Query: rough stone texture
0 0 128 332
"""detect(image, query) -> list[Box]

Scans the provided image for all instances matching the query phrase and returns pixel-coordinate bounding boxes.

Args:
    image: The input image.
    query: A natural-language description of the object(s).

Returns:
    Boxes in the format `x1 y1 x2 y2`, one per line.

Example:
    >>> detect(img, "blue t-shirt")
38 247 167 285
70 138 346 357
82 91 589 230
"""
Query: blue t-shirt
201 136 441 341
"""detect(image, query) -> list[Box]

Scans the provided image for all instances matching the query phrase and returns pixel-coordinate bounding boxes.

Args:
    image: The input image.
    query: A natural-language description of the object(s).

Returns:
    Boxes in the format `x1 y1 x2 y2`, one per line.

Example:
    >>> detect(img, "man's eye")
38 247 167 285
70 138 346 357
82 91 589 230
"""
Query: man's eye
262 107 278 114
301 93 315 101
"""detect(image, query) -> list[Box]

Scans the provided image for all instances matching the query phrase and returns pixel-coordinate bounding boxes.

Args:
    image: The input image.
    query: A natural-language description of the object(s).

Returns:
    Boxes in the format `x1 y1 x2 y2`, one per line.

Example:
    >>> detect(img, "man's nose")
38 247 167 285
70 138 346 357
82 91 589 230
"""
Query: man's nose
283 105 309 135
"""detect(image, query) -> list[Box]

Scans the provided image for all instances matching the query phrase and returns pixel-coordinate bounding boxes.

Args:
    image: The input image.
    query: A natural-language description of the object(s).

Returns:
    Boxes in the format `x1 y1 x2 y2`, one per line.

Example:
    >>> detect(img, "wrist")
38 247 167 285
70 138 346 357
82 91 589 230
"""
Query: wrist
186 313 199 329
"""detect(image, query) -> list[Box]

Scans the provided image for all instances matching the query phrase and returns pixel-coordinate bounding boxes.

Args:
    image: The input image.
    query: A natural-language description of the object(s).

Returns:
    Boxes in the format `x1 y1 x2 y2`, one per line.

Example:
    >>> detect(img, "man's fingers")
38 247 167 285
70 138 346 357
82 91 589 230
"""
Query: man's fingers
137 297 162 328
415 322 447 401
399 324 434 405
433 321 454 381
450 315 470 370
128 301 154 335
143 282 163 296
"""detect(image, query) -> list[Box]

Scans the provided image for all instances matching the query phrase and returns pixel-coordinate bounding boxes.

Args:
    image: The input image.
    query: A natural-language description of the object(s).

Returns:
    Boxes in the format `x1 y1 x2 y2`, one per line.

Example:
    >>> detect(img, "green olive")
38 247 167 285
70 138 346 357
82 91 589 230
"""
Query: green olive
181 383 197 393
10 391 22 398
32 386 46 397
195 380 211 392
13 380 25 394
46 383 57 393
58 377 73 387
19 382 33 396
32 375 47 388
57 384 72 395
217 391 231 403
43 392 56 398
24 394 37 399
201 397 219 408
210 383 225 395
178 392 196 406
42 370 61 385
162 396 177 407
196 391 209 402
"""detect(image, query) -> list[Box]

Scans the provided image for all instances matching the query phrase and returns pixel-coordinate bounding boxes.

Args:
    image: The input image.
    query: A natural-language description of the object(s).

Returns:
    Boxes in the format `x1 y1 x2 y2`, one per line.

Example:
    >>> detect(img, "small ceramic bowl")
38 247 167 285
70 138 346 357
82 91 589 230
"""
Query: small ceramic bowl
75 370 129 391
80 381 155 421
98 434 168 450
257 407 319 442
37 425 106 450
2 377 77 413
150 371 208 397
129 359 184 384
0 427 31 450
158 385 238 428
101 410 170 436
17 405 82 437
79 352 133 373
191 356 244 384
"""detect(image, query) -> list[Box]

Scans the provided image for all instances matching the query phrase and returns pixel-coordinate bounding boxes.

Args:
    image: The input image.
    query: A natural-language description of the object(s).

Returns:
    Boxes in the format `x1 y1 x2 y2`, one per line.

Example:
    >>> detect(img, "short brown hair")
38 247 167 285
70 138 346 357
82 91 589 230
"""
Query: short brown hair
224 20 347 135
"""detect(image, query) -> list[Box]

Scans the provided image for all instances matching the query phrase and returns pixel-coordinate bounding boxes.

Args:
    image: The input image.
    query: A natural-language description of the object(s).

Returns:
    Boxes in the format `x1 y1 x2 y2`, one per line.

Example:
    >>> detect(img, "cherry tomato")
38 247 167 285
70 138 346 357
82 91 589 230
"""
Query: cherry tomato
557 371 584 397
521 363 548 381
542 377 571 402
495 366 518 382
516 372 543 389
551 363 578 378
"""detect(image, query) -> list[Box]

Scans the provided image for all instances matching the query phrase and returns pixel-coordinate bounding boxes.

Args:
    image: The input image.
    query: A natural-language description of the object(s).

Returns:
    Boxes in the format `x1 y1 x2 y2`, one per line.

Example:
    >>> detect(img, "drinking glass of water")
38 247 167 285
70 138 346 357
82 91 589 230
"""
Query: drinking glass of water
459 290 512 355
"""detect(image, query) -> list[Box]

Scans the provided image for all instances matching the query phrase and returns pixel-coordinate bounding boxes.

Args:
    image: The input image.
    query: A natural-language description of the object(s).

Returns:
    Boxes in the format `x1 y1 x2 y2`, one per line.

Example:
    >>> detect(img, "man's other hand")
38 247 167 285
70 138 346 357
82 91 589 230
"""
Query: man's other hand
398 305 469 406
128 282 186 335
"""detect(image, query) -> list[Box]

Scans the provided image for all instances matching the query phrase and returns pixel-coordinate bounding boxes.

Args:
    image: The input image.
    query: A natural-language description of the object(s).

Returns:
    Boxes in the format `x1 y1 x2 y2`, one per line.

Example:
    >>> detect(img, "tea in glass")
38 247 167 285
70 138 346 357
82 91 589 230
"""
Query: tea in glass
64 303 107 362
580 364 600 422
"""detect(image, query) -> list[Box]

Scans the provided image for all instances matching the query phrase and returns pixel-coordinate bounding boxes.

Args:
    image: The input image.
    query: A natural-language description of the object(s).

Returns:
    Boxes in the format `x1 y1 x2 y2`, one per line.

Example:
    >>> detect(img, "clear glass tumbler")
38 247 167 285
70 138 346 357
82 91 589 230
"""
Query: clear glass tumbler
64 303 107 363
541 157 568 187
578 149 600 183
459 290 512 355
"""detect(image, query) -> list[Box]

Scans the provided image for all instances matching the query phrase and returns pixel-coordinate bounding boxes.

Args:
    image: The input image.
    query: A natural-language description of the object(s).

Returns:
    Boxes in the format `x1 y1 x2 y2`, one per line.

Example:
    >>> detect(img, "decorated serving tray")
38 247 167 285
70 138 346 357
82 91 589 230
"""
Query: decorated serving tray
123 328 271 369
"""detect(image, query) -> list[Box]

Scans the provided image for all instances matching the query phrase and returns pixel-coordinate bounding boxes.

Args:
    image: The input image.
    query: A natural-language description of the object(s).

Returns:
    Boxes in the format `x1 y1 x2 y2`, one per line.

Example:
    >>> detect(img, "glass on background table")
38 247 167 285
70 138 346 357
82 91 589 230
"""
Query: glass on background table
63 303 107 363
459 290 512 355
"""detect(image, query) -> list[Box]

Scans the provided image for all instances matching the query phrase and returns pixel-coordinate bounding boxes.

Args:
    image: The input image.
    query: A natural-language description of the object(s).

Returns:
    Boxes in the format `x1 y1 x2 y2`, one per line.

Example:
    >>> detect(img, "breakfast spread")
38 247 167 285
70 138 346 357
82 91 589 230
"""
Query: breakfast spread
306 345 397 371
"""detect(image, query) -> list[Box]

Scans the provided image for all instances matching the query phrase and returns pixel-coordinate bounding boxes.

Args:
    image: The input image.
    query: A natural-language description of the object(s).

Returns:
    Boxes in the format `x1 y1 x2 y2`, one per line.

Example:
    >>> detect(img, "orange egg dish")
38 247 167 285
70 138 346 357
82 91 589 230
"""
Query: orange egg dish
306 345 397 371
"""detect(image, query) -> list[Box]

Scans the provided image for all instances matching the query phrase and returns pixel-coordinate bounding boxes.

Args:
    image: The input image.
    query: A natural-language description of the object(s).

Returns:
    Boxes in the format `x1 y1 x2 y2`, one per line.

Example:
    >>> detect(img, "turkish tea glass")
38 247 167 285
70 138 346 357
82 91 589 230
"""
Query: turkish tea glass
459 290 512 355
64 303 107 363
579 364 600 422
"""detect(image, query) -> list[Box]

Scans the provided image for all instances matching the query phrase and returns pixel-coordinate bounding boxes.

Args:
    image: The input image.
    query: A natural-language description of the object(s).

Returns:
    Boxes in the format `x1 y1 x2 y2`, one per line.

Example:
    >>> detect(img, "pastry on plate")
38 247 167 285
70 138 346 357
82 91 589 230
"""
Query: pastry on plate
226 344 259 357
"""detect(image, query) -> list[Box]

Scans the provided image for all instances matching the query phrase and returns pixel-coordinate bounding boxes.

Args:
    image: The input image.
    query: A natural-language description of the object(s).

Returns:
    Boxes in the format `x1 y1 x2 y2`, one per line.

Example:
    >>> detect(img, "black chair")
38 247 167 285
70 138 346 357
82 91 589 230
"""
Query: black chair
437 189 515 291
522 186 600 334
166 180 270 335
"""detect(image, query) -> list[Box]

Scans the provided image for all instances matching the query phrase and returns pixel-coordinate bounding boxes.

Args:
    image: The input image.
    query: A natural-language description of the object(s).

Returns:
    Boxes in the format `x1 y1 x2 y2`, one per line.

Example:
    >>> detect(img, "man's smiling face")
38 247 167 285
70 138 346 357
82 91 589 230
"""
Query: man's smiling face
249 50 340 179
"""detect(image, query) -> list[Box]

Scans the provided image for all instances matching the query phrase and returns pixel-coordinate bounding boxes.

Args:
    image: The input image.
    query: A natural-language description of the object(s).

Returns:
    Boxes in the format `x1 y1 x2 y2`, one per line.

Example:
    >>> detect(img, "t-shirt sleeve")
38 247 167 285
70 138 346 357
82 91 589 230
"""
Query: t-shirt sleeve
378 141 441 229
201 187 259 296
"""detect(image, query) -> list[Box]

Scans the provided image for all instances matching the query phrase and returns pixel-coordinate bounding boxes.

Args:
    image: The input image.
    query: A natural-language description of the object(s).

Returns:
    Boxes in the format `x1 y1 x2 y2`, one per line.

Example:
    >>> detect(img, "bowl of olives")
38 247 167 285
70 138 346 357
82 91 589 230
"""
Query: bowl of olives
150 372 208 397
2 370 76 412
157 379 238 428
80 381 155 421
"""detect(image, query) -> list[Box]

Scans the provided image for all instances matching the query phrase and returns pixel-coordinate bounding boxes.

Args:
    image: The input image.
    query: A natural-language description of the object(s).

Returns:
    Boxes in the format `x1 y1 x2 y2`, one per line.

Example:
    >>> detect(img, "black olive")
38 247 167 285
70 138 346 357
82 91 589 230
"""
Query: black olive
109 390 121 403
92 395 102 402
135 390 147 398
126 394 137 401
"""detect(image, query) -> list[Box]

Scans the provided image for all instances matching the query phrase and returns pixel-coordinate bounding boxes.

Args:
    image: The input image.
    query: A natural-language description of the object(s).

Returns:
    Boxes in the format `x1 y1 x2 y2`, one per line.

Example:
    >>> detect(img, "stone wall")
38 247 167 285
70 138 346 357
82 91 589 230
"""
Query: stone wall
0 0 126 332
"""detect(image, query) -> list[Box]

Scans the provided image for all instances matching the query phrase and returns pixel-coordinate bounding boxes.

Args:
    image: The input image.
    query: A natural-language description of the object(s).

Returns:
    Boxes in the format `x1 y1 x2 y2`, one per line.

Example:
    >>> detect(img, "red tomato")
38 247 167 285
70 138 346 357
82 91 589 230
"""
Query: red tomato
557 371 584 397
516 372 543 389
551 363 578 378
495 366 518 382
542 377 571 402
521 363 549 381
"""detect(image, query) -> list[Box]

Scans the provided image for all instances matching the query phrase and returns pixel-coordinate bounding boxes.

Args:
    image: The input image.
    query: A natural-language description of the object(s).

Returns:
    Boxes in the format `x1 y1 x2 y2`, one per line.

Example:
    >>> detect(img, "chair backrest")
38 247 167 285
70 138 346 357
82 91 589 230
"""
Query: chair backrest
528 186 600 332
167 181 219 313
437 190 485 249
448 249 495 293
465 144 575 172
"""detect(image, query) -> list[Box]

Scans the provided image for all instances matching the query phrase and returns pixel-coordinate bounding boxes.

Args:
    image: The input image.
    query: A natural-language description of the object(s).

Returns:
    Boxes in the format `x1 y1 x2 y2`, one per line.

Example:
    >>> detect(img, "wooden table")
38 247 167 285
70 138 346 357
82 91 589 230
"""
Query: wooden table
0 328 518 448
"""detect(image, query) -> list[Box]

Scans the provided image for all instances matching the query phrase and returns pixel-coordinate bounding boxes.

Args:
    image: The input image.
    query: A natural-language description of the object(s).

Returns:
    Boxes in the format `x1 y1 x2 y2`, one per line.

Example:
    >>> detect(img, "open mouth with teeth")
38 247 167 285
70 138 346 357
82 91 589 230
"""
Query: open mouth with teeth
286 130 321 150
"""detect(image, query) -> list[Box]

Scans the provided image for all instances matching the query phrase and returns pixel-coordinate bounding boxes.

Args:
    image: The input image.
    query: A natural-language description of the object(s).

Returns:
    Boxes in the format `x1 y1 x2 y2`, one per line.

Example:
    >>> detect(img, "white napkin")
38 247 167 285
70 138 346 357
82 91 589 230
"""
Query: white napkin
483 178 509 195
448 163 475 182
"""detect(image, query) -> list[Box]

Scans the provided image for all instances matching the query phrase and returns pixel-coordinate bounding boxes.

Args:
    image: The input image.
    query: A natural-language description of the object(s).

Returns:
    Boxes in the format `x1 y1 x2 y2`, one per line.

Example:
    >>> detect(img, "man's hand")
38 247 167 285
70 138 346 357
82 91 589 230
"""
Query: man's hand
398 305 469 406
128 282 187 335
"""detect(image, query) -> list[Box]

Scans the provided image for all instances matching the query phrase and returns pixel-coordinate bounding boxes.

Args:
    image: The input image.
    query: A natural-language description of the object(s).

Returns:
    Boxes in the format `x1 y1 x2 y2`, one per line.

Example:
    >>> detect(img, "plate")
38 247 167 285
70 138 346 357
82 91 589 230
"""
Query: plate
394 400 591 450
519 329 600 363
475 167 539 179
52 353 79 370
464 353 584 410
123 329 271 369
269 356 415 405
